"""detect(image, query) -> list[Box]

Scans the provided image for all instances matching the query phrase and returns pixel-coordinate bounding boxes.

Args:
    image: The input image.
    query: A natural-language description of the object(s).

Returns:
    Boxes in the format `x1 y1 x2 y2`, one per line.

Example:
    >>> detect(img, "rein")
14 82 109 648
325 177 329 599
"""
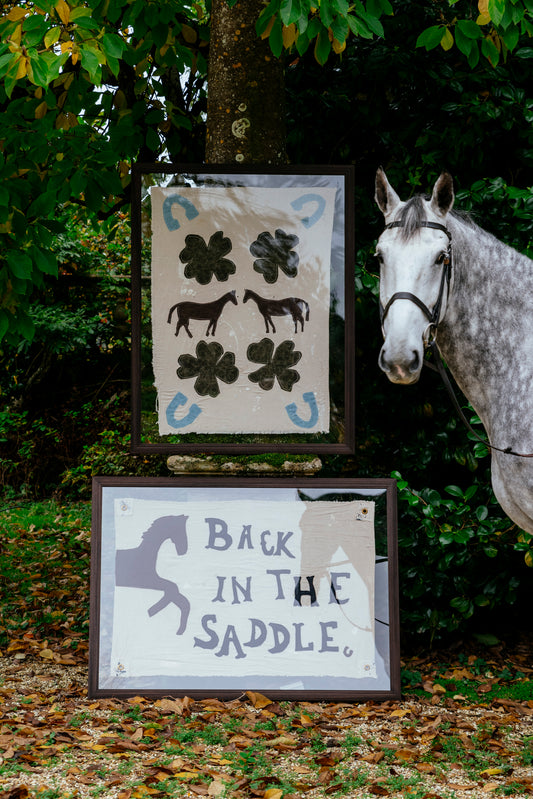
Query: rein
380 219 533 459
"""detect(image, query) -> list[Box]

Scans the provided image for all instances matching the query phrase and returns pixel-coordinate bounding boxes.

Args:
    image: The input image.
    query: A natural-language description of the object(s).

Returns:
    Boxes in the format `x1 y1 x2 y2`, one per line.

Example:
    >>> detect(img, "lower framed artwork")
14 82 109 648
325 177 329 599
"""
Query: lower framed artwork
89 476 400 701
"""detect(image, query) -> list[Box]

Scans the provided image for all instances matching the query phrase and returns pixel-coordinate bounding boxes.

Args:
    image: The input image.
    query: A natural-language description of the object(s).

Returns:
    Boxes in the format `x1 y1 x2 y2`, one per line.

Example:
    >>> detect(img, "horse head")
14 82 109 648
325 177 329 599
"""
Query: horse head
144 515 189 555
243 289 252 303
375 168 454 384
229 289 238 304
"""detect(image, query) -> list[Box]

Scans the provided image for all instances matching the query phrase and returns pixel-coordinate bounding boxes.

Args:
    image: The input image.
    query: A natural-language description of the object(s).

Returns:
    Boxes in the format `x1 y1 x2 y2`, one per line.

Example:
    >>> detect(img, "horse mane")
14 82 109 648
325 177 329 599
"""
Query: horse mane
394 195 477 241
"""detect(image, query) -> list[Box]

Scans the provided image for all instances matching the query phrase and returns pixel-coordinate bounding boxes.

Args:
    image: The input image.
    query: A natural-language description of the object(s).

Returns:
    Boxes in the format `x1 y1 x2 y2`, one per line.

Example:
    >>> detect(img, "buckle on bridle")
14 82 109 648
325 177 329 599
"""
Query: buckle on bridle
423 322 437 348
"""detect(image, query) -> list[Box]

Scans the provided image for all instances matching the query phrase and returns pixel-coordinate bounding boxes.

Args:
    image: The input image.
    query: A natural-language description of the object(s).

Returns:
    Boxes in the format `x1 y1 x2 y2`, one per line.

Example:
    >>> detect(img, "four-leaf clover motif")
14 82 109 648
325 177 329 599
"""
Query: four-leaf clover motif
177 340 239 397
247 338 301 392
249 229 299 284
179 231 236 285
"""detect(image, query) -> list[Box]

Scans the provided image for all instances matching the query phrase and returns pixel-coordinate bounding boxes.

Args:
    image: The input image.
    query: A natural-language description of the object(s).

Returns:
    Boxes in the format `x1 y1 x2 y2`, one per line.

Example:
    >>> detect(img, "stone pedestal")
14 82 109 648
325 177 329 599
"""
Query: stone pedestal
167 455 322 476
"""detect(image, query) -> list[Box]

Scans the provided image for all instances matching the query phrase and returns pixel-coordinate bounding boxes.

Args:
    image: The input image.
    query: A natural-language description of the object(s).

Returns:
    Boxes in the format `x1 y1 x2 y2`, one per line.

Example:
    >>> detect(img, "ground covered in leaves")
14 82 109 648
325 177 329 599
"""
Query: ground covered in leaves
1 501 533 799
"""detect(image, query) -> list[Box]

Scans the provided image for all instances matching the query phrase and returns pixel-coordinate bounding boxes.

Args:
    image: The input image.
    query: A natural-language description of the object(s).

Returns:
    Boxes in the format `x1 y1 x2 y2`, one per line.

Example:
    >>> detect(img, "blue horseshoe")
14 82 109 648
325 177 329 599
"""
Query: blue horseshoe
166 391 202 428
162 194 200 231
285 391 319 428
290 193 326 228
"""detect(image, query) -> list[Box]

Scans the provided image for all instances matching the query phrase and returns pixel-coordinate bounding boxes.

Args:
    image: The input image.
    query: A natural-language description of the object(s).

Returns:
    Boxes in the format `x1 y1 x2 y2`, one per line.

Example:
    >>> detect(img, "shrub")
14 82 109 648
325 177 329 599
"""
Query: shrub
395 470 533 644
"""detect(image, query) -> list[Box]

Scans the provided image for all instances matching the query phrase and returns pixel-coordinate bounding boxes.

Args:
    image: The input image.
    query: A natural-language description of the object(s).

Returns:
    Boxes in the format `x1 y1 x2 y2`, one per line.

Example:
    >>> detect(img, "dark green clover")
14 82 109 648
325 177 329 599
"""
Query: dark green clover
247 338 301 392
249 229 299 284
179 231 236 285
177 340 239 397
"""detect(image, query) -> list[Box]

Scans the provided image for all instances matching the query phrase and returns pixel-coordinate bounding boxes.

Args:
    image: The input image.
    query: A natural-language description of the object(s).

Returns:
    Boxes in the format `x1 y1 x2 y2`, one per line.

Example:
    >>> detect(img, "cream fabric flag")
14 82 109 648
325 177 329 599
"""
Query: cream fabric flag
109 498 376 684
150 185 336 434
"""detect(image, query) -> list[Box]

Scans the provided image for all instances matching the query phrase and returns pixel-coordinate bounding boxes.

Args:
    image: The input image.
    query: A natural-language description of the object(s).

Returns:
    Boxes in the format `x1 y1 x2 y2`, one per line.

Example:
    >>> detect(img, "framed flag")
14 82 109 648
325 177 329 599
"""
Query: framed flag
89 476 400 700
130 164 355 454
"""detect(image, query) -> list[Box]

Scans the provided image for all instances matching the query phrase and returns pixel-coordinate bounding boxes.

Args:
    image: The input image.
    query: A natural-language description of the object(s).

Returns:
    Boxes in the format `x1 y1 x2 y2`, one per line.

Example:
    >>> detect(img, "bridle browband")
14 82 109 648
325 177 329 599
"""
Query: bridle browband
379 220 452 342
378 218 533 458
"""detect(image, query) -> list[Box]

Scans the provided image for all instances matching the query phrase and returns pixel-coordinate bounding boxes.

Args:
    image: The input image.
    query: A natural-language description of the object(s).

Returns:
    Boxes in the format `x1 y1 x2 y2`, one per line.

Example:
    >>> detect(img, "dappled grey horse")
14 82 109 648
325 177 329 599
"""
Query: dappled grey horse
375 168 533 534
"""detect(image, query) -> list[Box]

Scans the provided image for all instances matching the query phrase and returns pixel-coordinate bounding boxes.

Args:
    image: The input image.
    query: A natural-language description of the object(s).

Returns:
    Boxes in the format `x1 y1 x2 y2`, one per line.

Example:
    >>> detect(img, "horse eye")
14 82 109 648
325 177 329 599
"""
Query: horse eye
374 251 383 264
435 252 446 265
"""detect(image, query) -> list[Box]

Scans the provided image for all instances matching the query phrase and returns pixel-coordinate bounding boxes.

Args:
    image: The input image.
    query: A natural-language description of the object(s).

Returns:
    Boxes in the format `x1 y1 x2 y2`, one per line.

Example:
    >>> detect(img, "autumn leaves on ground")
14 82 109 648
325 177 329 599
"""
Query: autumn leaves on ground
1 501 532 799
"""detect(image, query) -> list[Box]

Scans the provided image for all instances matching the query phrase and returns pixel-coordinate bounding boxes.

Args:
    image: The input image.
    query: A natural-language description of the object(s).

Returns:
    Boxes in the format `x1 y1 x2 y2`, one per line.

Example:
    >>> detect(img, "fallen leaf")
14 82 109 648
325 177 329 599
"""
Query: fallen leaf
154 697 191 715
264 790 283 799
0 788 30 799
207 780 226 796
246 690 273 709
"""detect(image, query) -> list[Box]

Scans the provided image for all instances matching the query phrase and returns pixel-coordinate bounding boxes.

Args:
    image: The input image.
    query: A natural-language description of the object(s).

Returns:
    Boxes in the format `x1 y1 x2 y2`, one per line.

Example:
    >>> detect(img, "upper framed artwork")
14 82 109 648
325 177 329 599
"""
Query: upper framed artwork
130 164 355 455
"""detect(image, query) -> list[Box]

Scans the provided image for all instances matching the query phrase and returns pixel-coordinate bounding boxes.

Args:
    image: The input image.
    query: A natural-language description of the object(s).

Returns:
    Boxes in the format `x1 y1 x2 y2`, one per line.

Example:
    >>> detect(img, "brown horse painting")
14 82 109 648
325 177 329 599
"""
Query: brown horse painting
243 289 310 333
167 291 238 337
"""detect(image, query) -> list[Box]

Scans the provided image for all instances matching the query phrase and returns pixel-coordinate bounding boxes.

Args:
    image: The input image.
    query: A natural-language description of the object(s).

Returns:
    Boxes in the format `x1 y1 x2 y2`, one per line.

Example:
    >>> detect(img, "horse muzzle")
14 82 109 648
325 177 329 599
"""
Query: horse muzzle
378 343 423 384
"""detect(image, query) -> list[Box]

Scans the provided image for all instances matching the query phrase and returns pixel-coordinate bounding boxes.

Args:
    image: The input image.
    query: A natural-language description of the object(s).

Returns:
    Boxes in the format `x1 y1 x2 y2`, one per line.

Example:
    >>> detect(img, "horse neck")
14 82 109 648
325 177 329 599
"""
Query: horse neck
221 292 234 305
437 215 533 425
138 530 169 559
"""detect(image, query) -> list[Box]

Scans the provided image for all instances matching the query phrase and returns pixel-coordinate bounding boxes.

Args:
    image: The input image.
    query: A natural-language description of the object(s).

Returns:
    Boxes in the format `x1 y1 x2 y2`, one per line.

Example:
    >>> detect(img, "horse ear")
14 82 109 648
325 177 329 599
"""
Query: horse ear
430 172 454 217
375 167 401 218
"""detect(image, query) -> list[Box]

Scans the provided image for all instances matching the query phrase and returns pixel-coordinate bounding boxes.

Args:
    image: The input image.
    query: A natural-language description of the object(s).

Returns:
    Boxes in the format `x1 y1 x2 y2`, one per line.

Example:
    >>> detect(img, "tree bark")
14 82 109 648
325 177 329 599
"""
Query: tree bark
205 0 287 165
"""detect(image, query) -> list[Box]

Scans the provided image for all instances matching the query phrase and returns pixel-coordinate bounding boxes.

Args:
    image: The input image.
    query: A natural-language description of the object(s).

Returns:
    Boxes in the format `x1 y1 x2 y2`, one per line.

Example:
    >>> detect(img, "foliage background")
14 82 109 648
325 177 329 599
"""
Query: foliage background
1 0 533 645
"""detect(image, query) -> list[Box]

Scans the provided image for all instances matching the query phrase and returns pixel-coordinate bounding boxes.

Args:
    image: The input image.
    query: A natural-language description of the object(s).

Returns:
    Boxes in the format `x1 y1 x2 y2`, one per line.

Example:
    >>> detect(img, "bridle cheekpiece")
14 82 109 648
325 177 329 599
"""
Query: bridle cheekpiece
379 220 453 347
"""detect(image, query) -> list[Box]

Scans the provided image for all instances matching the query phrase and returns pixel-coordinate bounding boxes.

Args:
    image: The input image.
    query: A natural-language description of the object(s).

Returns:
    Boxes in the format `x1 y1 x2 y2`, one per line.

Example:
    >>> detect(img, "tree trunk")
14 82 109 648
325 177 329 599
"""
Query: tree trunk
205 0 287 165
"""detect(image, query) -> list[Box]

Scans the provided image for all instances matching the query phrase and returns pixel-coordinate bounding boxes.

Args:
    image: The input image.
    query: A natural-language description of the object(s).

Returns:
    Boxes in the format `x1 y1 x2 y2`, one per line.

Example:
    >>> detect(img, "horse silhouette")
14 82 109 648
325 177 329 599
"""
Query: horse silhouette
167 291 237 337
115 515 190 635
243 289 310 333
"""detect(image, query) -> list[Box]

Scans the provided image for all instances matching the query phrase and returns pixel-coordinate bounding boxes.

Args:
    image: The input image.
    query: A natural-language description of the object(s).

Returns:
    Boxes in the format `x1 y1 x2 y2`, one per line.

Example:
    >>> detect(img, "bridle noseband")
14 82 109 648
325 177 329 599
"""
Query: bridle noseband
378 220 453 344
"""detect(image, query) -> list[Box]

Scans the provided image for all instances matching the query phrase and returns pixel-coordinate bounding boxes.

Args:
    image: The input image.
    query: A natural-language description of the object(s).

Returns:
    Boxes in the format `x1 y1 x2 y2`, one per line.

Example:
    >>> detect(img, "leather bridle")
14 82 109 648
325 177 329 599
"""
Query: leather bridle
378 220 452 346
378 219 533 458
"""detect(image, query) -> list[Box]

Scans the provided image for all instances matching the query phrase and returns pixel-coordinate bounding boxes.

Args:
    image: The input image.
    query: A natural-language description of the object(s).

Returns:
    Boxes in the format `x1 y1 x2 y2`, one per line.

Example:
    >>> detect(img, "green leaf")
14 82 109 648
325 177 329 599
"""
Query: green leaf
358 10 384 37
481 35 500 64
268 16 284 57
331 0 350 15
348 14 373 38
28 190 57 218
450 596 474 616
44 25 61 48
314 26 331 64
280 0 302 26
74 15 100 31
81 46 102 83
501 24 520 50
488 0 506 26
7 251 33 280
31 245 58 276
416 25 446 50
456 19 483 39
464 484 478 501
102 32 126 59
28 53 50 87
445 484 464 498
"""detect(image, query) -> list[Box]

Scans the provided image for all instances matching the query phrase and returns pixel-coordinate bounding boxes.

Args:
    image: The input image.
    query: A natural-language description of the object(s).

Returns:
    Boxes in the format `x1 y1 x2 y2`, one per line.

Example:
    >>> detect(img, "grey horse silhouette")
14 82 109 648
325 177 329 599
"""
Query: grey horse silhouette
115 515 190 635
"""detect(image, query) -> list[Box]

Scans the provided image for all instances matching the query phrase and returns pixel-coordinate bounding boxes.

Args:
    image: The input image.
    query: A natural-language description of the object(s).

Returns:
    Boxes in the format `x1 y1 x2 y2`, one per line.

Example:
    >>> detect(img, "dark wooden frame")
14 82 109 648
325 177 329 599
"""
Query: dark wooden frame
89 476 400 701
130 163 355 455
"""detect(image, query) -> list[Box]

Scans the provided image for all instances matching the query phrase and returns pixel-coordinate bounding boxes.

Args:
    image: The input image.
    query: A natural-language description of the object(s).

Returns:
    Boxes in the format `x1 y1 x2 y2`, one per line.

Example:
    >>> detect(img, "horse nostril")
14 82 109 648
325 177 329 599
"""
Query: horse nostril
378 348 389 373
409 350 420 373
